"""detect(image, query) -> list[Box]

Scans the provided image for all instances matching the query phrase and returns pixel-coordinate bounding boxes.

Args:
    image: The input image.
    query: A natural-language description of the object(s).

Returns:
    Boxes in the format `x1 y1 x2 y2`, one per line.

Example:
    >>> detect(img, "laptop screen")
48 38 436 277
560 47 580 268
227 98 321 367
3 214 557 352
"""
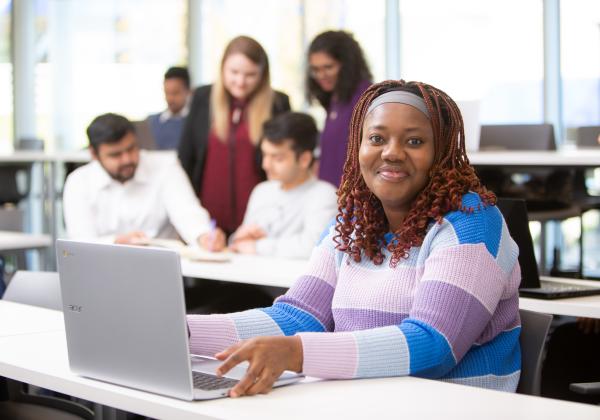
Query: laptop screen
494 198 541 289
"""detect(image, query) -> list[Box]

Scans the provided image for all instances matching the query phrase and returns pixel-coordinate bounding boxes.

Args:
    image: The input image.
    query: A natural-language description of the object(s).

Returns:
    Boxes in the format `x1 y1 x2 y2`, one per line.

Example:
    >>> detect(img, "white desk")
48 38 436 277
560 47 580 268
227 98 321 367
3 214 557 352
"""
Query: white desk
0 301 64 337
0 150 90 164
180 255 600 319
519 276 600 318
181 254 307 288
0 231 52 252
0 325 598 420
468 149 600 167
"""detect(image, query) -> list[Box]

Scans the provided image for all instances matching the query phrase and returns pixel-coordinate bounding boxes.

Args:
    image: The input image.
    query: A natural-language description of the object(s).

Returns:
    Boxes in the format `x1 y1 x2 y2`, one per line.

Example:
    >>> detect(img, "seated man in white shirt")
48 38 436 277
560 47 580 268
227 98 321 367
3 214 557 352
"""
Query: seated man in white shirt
230 112 337 258
63 113 225 250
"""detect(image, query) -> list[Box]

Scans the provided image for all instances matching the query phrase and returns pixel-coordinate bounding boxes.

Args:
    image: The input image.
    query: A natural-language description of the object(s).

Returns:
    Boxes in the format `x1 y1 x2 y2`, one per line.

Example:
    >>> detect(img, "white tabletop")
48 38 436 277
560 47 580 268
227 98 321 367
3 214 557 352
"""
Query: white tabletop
0 325 598 420
468 149 600 167
0 231 52 252
518 277 600 318
0 149 175 164
0 301 64 337
0 150 91 163
180 255 600 318
181 254 307 288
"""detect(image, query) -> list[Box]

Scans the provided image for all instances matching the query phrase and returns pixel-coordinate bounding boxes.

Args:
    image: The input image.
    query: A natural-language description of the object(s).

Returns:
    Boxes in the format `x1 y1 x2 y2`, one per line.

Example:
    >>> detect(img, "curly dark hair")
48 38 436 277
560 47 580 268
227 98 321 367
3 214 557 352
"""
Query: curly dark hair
306 30 372 109
334 80 496 267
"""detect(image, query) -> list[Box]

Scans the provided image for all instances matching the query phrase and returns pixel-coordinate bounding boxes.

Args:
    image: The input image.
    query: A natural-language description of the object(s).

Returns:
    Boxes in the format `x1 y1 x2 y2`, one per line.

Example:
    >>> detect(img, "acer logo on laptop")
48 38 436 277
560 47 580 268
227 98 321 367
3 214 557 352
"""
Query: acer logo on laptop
67 304 82 313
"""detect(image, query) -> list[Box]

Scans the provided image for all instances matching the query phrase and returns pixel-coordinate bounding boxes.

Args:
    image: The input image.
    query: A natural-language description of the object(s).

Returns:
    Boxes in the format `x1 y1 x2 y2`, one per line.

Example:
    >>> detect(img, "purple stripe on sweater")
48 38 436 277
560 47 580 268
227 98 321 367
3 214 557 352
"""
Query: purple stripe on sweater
422 243 506 314
332 308 409 332
411 280 492 361
475 296 520 345
277 275 335 330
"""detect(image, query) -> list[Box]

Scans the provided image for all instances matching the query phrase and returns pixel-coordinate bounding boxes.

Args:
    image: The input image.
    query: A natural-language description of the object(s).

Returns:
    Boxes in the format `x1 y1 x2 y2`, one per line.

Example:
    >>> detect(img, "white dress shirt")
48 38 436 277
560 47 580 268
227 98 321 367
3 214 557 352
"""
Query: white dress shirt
242 177 337 258
158 100 190 123
63 150 211 244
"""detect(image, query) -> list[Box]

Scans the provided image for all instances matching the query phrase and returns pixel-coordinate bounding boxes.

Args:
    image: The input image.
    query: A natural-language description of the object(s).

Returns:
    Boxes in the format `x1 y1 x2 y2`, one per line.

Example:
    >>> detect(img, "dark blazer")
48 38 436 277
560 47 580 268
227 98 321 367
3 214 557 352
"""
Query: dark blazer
178 84 291 196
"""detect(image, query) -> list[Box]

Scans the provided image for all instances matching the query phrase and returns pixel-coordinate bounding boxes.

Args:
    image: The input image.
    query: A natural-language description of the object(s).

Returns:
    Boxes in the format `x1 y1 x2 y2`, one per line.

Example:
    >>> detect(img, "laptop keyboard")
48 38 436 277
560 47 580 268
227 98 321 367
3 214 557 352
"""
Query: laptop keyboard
192 371 239 391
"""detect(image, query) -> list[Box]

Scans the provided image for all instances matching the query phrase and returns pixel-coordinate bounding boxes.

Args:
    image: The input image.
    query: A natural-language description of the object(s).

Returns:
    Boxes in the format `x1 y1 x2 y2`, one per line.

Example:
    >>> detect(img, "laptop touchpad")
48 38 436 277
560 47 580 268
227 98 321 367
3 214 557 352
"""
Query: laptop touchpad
191 355 249 380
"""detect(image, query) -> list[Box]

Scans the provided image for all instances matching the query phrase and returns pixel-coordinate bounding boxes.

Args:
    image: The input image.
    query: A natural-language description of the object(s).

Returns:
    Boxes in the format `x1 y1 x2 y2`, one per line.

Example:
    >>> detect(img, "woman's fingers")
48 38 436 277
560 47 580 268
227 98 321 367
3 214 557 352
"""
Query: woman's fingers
215 341 242 361
229 366 264 398
245 369 276 396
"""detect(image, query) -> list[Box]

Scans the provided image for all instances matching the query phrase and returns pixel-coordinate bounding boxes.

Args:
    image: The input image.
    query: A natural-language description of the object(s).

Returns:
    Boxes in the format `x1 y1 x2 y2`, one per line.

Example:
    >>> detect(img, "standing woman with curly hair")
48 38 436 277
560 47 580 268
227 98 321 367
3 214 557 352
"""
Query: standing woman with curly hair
307 30 372 187
179 36 291 236
187 80 522 397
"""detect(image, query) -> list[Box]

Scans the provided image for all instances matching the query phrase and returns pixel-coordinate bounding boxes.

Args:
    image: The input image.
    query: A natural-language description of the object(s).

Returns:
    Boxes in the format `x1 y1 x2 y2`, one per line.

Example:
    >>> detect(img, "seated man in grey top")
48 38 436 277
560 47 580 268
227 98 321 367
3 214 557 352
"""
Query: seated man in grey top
230 112 337 258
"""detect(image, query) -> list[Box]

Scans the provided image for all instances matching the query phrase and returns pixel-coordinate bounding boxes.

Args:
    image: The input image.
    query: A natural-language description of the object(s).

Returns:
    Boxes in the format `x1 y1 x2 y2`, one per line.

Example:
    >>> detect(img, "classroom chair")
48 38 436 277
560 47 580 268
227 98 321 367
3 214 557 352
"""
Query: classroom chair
570 382 600 398
0 270 94 419
478 124 582 275
2 270 62 310
517 309 553 396
133 119 157 150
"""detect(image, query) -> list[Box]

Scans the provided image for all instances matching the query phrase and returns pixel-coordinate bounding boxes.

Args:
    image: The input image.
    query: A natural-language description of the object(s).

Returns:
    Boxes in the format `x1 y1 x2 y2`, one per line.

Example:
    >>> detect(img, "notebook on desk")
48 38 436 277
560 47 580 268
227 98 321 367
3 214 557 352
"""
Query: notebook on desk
56 239 302 400
496 198 600 299
130 237 231 262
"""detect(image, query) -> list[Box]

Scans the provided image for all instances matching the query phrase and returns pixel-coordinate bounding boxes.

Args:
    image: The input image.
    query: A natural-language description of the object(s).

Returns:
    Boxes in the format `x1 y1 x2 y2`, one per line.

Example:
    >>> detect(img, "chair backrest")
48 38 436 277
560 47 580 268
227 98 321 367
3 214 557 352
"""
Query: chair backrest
0 165 31 205
17 137 44 151
576 126 600 148
133 119 157 150
517 308 553 395
479 124 556 151
3 271 62 311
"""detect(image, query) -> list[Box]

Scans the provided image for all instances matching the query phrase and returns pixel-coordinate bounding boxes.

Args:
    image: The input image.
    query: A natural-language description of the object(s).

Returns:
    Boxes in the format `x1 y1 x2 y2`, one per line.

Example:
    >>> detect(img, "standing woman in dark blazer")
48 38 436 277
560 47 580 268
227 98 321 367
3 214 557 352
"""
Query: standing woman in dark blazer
179 36 291 236
307 30 372 188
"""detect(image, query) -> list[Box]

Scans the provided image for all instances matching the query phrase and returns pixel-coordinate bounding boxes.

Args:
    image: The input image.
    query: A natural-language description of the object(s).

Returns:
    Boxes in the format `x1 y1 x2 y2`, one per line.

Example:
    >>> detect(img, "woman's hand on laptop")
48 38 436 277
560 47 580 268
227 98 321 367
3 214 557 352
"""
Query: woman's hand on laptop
214 336 303 397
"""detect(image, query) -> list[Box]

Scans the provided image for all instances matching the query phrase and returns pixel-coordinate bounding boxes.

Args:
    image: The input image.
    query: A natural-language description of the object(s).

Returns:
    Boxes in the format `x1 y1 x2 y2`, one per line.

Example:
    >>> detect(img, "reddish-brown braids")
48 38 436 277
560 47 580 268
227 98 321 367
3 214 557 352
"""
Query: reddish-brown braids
334 80 496 267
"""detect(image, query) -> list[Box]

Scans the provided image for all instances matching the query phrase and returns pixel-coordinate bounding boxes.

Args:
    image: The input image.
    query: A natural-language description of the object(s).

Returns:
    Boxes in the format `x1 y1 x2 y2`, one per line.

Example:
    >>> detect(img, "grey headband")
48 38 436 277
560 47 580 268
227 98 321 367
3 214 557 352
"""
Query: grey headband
366 91 430 119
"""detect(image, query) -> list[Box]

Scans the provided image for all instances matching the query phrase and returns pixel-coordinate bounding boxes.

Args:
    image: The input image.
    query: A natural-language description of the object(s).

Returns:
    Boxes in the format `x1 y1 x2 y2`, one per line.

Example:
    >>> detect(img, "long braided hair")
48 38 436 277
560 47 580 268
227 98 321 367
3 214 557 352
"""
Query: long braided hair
334 80 495 267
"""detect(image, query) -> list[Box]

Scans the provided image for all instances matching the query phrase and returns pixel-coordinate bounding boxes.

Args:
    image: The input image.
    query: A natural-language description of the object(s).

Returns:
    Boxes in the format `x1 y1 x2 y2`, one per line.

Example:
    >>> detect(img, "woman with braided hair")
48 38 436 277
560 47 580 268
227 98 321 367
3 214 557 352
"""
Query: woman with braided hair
187 80 522 397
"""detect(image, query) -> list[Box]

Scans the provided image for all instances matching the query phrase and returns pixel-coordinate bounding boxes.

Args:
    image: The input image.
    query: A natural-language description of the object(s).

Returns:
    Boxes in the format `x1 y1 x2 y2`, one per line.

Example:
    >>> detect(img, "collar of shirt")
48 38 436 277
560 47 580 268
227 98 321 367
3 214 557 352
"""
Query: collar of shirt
158 101 190 124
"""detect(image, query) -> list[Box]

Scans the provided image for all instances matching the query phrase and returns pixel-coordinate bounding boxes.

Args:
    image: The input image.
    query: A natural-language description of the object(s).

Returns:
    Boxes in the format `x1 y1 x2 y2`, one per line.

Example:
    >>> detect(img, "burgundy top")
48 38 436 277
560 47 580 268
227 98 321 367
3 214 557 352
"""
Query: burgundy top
318 79 371 187
200 107 261 235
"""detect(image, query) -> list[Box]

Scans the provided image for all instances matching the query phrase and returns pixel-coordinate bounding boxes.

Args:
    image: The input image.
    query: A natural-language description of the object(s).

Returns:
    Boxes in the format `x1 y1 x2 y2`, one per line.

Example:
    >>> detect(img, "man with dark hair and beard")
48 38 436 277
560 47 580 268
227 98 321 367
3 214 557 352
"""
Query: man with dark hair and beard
63 113 225 250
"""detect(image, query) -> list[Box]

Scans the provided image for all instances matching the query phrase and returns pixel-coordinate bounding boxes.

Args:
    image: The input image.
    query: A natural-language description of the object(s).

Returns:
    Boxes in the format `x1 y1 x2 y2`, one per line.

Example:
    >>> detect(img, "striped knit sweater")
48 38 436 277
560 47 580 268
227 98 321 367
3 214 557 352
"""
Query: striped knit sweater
187 192 522 391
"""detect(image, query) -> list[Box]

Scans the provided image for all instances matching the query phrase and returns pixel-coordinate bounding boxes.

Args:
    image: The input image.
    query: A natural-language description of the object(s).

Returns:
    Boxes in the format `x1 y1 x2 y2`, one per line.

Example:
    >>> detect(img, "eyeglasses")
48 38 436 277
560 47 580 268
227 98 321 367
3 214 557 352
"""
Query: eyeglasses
309 63 340 78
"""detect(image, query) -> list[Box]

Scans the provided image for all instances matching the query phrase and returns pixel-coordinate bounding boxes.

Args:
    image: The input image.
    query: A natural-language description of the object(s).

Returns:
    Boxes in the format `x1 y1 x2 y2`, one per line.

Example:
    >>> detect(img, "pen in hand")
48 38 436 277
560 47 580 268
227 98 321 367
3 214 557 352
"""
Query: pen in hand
208 218 217 252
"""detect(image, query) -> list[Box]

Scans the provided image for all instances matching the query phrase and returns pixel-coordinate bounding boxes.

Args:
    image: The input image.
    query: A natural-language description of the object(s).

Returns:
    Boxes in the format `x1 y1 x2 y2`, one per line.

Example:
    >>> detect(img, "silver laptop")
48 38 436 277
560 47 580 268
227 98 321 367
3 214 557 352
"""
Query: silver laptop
56 239 303 400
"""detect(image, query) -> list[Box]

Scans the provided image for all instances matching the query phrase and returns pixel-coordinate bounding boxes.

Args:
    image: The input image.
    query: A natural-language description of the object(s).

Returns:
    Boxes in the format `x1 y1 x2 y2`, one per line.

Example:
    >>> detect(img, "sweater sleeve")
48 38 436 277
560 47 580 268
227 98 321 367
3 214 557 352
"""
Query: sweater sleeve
187 220 340 356
298 198 519 381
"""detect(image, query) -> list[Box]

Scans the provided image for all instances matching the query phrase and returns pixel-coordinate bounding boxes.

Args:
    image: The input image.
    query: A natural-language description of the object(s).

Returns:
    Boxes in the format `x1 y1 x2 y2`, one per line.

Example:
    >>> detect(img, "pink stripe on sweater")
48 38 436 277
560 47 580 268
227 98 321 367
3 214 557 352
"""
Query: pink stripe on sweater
305 244 339 288
187 315 240 356
421 244 507 314
299 331 357 378
332 264 417 314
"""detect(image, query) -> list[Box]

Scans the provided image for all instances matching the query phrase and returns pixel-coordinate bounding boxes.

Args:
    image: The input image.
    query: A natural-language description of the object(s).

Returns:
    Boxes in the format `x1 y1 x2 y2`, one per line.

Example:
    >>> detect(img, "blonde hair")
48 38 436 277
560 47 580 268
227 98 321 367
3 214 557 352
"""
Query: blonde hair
210 36 274 145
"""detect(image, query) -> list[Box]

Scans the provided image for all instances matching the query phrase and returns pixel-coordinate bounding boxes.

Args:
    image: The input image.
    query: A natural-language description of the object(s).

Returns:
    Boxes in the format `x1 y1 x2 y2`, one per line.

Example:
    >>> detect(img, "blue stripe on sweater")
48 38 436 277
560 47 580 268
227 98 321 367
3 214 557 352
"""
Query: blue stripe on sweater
399 319 456 378
444 192 502 258
443 327 521 379
260 302 325 336
317 218 337 245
